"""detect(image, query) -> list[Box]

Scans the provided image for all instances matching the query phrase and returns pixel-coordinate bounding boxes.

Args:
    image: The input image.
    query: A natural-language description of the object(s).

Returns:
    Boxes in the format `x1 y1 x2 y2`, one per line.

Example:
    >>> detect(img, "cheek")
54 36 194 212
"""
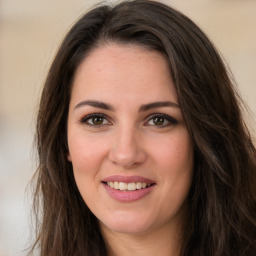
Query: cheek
68 138 104 207
67 136 96 185
153 130 194 200
67 133 110 188
68 132 105 165
152 130 194 171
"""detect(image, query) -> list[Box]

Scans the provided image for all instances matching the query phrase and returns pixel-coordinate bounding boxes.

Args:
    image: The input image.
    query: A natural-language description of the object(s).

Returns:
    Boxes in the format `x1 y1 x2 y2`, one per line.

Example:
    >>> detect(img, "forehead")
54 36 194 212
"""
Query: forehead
70 43 178 105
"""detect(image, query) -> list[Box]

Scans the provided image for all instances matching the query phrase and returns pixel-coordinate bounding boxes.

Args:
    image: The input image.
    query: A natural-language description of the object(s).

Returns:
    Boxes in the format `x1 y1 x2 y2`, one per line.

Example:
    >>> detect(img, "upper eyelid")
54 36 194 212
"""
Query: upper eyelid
144 113 178 126
145 113 177 121
79 112 177 124
80 113 111 123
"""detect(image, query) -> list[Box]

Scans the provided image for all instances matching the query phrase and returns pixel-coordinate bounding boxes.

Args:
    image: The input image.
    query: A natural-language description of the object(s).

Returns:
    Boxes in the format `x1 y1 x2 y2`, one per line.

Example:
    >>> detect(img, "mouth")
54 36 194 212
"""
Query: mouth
102 175 156 202
104 181 154 191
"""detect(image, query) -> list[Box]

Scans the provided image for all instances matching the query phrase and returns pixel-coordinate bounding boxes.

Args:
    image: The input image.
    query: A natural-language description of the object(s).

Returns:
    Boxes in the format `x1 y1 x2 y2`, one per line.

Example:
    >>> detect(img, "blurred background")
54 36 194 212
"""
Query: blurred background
0 0 255 255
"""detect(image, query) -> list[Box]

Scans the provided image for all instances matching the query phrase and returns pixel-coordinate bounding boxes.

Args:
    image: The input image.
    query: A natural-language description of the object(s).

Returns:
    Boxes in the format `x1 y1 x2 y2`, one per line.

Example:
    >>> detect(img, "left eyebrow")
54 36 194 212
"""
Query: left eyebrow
74 100 114 111
139 101 180 112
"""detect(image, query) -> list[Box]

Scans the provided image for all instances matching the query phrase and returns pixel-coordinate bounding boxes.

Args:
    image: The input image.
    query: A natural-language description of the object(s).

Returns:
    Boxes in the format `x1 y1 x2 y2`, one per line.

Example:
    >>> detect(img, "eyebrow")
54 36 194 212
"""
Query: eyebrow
74 100 179 111
139 101 180 112
74 100 114 111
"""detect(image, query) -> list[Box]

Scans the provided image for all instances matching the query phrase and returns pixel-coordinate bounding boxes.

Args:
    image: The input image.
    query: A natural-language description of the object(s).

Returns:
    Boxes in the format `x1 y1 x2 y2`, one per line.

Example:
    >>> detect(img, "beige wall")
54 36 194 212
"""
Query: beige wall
0 0 255 255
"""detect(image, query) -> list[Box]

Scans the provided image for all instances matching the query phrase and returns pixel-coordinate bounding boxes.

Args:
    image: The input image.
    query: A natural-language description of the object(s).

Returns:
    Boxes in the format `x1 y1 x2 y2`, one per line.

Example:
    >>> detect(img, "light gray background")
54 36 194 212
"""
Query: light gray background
0 0 255 255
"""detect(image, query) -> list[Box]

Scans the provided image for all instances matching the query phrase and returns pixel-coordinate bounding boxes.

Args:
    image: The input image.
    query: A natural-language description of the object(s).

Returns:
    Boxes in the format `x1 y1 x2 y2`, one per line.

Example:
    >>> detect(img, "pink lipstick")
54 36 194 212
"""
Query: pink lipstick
102 175 156 202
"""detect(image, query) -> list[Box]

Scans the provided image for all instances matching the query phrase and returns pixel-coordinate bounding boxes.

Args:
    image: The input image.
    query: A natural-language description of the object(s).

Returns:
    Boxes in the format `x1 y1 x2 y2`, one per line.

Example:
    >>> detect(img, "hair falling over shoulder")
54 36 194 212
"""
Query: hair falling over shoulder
30 1 256 255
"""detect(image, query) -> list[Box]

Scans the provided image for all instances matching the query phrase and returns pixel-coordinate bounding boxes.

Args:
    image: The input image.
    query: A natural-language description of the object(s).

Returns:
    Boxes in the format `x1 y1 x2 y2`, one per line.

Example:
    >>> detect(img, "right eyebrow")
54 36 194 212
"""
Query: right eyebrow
74 100 114 111
139 101 180 112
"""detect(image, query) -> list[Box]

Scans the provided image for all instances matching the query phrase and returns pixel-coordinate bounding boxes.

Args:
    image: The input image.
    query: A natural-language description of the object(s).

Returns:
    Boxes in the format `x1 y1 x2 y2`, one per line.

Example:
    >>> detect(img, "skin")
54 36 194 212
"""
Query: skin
67 43 194 256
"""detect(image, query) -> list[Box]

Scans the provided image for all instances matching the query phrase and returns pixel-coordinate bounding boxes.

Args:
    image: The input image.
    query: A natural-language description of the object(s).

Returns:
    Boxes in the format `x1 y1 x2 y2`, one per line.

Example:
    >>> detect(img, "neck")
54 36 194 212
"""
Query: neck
100 221 183 256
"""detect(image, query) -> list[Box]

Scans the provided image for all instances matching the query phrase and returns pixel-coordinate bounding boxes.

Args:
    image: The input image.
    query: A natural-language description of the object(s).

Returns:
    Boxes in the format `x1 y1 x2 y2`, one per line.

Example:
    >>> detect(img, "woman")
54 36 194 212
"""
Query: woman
31 0 256 255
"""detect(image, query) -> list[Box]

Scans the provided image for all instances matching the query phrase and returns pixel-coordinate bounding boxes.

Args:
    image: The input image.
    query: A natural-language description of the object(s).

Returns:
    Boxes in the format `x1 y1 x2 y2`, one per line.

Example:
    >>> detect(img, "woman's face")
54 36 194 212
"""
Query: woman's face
67 43 194 236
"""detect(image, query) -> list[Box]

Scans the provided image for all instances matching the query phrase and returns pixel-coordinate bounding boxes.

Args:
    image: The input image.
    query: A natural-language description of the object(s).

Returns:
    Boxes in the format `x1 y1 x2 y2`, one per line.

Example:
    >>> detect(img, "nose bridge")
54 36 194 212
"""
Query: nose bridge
108 122 145 168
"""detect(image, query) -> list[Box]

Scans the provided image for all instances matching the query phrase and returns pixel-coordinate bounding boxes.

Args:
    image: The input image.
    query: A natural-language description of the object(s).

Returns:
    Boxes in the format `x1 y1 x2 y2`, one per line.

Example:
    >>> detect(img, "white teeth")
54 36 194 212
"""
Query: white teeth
106 181 151 191
136 182 142 189
127 182 136 191
119 182 128 191
114 181 119 189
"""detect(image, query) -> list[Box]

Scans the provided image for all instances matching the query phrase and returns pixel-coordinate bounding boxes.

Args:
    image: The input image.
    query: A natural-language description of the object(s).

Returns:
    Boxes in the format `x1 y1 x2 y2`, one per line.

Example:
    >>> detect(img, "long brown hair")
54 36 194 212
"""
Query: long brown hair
31 1 256 255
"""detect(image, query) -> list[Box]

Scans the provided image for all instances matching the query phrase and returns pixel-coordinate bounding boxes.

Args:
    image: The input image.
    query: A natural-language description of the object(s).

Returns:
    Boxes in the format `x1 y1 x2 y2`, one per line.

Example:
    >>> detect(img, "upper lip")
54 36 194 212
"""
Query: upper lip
102 175 155 184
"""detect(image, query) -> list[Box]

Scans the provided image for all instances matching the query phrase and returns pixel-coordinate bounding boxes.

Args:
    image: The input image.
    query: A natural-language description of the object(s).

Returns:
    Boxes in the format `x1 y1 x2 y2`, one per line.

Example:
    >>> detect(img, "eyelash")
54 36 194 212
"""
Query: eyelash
80 113 110 127
145 113 178 127
80 113 177 128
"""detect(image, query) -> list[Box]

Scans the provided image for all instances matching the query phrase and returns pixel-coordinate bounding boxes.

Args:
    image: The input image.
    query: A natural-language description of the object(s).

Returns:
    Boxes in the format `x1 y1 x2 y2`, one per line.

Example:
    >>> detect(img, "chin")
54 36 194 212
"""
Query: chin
99 212 153 234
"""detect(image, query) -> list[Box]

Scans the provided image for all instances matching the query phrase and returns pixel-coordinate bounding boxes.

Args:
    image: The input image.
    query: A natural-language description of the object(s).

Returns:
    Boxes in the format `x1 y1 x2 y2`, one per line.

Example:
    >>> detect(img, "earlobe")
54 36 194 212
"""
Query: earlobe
66 139 72 162
67 153 72 162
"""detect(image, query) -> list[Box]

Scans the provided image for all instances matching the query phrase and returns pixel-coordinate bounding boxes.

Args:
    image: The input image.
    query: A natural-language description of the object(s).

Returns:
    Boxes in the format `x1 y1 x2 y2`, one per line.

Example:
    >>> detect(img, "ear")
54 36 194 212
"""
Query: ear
66 139 72 162
67 152 72 162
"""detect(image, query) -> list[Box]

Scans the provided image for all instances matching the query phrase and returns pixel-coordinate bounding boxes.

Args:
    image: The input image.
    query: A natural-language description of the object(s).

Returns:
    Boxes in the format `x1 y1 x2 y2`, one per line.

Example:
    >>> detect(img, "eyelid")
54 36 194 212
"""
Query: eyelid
145 113 178 127
80 113 112 126
79 112 177 128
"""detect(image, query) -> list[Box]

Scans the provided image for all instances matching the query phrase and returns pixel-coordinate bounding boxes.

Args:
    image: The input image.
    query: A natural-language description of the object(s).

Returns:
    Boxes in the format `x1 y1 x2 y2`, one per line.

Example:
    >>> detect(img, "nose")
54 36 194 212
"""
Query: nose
108 126 146 169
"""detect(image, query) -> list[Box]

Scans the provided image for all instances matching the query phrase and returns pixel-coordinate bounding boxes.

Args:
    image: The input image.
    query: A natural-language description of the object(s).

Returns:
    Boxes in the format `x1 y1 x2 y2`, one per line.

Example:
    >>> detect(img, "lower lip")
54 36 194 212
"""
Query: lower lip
103 183 155 202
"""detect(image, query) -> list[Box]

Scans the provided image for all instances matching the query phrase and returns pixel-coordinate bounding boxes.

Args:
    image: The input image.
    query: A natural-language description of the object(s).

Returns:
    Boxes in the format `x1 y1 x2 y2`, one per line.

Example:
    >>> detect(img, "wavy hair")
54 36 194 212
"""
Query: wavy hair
31 1 256 255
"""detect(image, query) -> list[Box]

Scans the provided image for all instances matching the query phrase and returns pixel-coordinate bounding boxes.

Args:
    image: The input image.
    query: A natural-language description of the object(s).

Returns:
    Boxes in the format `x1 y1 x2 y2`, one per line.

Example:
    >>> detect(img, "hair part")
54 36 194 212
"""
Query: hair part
31 1 256 255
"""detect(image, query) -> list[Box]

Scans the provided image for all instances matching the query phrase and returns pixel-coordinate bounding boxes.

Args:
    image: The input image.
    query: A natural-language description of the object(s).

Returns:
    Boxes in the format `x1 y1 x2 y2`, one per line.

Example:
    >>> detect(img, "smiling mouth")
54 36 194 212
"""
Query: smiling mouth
104 181 154 191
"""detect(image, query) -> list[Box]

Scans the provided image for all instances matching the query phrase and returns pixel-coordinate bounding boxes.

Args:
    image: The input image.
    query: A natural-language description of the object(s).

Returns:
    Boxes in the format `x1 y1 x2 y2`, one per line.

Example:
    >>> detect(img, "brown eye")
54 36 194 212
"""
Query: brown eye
152 116 165 126
146 114 178 127
91 116 104 125
81 114 110 126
